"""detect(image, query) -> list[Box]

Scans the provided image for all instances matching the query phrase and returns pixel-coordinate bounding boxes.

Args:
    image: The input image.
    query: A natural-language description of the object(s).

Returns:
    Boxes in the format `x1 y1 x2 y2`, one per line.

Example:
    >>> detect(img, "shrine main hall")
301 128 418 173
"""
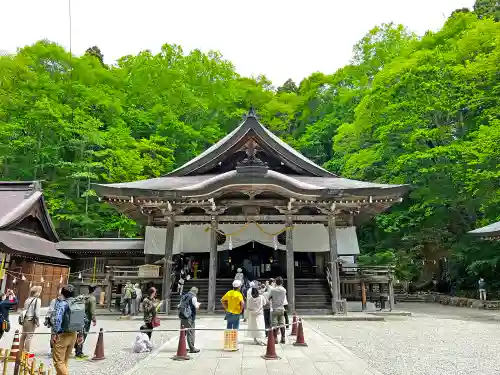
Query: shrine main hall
94 109 408 314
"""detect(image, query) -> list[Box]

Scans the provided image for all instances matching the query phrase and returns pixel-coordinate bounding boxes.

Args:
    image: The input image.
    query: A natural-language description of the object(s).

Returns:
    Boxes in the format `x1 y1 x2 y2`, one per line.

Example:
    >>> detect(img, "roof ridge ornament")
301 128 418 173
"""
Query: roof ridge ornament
236 138 268 176
244 106 259 120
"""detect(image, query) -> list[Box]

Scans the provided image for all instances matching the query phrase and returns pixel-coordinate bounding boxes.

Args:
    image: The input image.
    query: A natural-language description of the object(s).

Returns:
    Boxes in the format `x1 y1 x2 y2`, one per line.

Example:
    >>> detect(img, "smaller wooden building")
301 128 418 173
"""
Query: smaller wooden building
0 182 70 307
469 221 500 240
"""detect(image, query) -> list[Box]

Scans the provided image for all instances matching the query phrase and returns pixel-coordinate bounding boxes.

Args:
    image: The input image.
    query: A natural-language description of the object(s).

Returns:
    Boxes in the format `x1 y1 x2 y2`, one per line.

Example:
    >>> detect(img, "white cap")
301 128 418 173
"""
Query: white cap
237 268 242 273
232 280 242 288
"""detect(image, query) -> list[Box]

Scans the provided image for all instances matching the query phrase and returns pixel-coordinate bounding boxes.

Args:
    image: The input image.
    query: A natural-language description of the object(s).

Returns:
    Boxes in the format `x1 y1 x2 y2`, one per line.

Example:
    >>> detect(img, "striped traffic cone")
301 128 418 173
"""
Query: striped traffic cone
8 330 20 361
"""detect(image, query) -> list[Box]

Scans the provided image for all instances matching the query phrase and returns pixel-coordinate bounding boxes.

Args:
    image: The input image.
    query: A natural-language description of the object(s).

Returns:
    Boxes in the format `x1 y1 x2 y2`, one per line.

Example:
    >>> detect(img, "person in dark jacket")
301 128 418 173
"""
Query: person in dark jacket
0 289 18 340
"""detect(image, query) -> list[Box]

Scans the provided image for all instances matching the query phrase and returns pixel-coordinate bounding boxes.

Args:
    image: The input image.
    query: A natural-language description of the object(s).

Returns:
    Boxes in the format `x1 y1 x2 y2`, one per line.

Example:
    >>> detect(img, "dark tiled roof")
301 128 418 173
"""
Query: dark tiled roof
0 181 59 242
0 230 69 259
469 221 500 237
57 238 145 252
96 173 406 195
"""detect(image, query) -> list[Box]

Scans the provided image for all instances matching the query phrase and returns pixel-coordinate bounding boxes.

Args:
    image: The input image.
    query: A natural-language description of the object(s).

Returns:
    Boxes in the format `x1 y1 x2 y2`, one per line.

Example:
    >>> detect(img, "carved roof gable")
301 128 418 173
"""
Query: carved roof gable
167 109 336 178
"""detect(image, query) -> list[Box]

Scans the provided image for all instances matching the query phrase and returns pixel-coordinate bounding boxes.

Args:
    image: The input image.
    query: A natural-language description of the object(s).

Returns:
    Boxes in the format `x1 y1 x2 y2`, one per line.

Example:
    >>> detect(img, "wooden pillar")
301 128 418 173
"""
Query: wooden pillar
388 269 395 311
207 216 218 313
144 215 154 265
328 214 340 314
285 216 295 313
161 216 175 314
361 280 367 311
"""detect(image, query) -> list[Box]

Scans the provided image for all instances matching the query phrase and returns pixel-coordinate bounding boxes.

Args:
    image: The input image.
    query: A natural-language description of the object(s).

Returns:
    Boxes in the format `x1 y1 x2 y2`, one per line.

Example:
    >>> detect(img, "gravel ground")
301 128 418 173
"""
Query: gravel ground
0 314 180 375
310 304 500 375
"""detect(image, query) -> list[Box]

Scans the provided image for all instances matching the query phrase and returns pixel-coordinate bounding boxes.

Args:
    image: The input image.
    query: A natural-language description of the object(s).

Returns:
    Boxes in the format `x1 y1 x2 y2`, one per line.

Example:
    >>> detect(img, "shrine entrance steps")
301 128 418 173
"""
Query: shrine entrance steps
169 278 332 313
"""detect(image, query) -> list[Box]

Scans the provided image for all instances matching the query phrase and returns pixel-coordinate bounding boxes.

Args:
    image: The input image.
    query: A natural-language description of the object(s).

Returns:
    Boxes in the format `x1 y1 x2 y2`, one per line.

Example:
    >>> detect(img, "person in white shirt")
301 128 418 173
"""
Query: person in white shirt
20 286 42 352
246 285 267 345
133 284 142 315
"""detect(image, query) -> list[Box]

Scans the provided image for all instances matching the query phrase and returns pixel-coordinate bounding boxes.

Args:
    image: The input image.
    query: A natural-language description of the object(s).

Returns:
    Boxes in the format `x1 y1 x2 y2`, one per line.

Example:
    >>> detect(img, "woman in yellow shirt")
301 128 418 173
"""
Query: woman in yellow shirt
221 280 244 329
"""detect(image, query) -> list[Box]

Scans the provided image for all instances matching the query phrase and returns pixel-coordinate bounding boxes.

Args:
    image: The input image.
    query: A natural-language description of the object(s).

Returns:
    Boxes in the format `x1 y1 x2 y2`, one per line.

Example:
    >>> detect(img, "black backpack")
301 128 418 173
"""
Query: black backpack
178 293 193 319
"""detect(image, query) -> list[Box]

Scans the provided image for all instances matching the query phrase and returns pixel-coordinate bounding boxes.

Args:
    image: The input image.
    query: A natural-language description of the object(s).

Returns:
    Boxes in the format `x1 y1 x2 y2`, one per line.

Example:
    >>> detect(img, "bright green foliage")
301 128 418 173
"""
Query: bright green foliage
474 0 500 21
2 14 500 292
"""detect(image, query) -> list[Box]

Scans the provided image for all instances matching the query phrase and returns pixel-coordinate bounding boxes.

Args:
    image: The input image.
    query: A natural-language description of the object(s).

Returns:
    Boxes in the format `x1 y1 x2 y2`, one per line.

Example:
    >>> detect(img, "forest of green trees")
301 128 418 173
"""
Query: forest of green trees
1 4 500 291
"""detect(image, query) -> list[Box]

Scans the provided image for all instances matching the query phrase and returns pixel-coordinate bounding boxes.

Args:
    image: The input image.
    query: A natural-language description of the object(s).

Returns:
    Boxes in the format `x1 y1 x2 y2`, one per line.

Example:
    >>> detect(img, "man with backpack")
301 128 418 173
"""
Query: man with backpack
177 286 201 353
50 285 86 375
121 281 135 317
74 284 97 359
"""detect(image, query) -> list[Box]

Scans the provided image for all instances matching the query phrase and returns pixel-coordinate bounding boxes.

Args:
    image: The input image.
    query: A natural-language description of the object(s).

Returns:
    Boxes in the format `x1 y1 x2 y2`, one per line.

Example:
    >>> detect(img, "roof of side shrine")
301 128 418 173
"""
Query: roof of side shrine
469 220 500 239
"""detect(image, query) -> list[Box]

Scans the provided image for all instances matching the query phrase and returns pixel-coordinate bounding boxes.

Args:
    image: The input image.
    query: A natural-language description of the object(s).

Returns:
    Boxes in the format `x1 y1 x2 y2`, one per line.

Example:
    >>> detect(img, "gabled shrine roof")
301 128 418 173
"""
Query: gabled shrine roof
469 220 500 238
167 109 335 177
0 181 69 260
94 109 409 200
0 181 59 242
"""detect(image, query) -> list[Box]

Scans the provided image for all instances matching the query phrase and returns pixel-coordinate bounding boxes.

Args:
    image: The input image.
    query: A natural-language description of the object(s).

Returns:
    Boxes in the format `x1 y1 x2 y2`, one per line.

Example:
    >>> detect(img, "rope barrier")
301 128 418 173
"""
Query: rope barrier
19 322 298 335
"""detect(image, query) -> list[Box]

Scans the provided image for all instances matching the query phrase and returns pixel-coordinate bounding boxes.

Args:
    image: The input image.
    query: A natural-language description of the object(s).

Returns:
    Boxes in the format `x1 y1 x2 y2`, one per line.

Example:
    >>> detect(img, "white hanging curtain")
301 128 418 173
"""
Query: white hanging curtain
144 224 359 255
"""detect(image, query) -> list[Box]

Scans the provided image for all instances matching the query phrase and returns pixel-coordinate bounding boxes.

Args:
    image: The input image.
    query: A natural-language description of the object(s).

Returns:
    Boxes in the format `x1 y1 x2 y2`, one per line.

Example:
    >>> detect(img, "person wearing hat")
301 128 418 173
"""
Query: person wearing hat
177 286 201 353
234 268 244 283
221 280 244 329
74 284 97 359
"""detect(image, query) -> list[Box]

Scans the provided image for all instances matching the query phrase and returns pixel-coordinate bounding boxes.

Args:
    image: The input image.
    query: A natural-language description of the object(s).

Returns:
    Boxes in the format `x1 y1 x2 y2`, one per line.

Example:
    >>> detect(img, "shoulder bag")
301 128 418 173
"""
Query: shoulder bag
1 313 10 332
18 297 36 326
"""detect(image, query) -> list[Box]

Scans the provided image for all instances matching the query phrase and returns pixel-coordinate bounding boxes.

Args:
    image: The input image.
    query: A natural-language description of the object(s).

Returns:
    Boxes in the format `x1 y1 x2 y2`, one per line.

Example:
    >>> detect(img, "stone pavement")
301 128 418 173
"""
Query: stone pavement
126 317 384 375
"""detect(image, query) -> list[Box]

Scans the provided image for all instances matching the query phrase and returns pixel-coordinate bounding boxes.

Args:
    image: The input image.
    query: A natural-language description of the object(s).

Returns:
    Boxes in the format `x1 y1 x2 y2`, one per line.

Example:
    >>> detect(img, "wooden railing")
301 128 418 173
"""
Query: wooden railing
325 265 348 314
326 264 395 310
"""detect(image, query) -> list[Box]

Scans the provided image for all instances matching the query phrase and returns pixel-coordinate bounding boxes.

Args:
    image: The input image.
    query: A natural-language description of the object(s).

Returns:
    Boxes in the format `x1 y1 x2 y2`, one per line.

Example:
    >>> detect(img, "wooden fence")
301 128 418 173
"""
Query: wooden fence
0 349 52 375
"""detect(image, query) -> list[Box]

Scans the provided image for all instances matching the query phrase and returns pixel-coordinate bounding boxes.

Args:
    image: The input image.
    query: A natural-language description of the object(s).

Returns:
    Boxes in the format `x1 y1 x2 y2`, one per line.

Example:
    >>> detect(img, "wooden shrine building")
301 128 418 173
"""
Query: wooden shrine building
0 181 70 306
94 109 408 314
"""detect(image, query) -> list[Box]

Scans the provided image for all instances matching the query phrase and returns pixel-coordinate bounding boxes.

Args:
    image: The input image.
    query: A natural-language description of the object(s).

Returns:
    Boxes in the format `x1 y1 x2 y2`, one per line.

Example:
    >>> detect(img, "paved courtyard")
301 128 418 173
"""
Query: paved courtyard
0 313 179 375
3 304 498 375
311 303 500 375
126 317 381 375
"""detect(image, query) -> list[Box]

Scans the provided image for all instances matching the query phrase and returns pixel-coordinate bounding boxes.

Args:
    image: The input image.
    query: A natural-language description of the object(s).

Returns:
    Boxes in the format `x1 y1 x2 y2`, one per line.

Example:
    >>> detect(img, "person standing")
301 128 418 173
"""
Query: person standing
221 280 244 329
134 284 142 314
51 285 84 375
142 287 159 340
121 281 134 317
251 252 260 279
246 287 267 345
0 289 17 340
234 268 244 283
74 285 97 359
283 293 289 329
20 286 42 353
478 278 487 301
177 286 201 353
44 297 57 357
265 276 287 344
261 281 272 338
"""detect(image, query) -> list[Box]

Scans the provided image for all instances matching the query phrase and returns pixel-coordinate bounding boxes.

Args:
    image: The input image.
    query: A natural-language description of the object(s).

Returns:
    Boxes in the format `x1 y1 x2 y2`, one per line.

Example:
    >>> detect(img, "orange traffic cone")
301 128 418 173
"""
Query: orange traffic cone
261 328 280 360
9 329 20 361
290 314 298 336
293 319 308 347
92 328 105 360
172 326 190 361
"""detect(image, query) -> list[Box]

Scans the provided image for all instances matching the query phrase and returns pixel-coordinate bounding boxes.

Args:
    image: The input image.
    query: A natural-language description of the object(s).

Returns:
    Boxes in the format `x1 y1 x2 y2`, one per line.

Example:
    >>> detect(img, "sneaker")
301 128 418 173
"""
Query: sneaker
189 348 200 353
75 354 88 360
